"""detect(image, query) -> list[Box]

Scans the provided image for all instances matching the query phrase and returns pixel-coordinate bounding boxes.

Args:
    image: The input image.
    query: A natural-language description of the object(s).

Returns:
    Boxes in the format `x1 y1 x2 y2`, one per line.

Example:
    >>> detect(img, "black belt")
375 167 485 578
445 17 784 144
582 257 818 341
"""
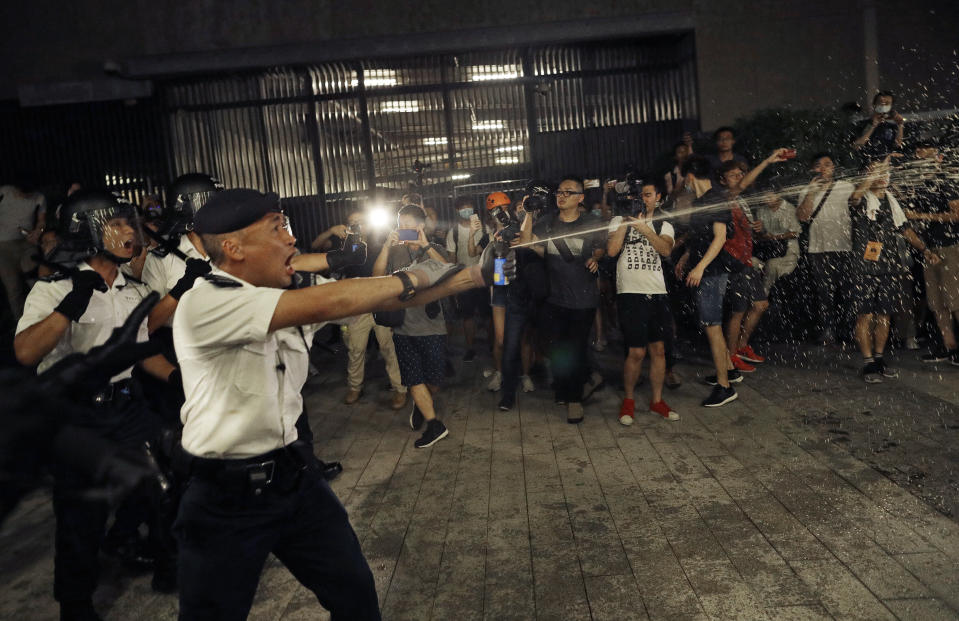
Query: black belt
181 445 308 496
92 378 134 405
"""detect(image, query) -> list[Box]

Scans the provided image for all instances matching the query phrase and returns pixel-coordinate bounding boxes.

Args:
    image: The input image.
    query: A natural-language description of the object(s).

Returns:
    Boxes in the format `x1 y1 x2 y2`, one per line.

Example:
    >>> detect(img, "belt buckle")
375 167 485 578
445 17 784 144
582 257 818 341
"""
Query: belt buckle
245 460 276 495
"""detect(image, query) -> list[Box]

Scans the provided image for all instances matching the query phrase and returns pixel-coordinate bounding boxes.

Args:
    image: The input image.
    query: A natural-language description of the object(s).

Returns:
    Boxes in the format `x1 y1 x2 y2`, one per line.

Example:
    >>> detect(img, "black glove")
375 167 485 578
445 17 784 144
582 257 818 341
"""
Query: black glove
54 271 108 321
326 241 367 272
478 241 516 287
169 259 211 300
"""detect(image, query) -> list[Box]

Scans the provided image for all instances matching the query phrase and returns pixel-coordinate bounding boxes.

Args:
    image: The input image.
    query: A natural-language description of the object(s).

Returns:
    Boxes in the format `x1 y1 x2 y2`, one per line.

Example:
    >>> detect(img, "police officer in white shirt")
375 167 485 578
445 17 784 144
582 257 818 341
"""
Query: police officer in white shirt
141 173 220 333
14 189 179 621
171 188 510 620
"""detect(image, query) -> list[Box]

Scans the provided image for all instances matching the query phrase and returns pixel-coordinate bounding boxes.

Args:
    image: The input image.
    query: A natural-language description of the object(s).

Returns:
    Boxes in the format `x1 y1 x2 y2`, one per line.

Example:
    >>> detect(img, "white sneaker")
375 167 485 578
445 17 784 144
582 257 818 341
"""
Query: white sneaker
487 371 502 392
483 368 495 378
520 375 535 393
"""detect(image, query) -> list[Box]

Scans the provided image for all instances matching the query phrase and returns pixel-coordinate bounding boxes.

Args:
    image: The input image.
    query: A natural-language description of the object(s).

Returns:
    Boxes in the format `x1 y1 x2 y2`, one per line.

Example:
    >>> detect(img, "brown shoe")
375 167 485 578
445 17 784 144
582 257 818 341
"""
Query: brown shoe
390 391 408 410
344 388 362 405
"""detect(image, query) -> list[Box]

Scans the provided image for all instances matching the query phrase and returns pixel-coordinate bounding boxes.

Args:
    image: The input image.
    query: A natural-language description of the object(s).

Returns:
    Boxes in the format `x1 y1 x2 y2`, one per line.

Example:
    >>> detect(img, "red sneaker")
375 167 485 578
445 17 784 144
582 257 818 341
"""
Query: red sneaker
650 400 679 421
731 354 756 373
736 345 765 364
619 398 635 426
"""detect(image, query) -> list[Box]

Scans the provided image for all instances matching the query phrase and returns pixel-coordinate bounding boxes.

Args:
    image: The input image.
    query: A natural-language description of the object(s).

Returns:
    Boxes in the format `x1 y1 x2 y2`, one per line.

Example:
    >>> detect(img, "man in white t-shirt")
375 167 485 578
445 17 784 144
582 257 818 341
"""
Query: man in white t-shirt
797 152 855 343
445 196 487 361
607 182 679 425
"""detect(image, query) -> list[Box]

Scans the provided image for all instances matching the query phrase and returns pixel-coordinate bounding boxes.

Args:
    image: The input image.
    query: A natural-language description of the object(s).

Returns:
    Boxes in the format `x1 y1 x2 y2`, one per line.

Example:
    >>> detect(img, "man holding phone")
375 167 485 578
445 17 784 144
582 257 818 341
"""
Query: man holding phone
373 205 451 447
445 196 488 362
854 91 905 159
337 208 408 409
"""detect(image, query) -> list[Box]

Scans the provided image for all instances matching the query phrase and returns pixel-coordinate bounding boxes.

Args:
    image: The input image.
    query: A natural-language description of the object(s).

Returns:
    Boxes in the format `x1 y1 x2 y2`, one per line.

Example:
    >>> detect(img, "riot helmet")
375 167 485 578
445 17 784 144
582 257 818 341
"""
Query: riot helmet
160 173 221 237
51 189 144 266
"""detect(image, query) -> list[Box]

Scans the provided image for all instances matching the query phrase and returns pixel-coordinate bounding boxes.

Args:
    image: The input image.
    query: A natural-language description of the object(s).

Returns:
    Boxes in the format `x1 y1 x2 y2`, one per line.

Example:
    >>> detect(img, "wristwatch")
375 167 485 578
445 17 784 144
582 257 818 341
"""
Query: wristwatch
393 270 416 301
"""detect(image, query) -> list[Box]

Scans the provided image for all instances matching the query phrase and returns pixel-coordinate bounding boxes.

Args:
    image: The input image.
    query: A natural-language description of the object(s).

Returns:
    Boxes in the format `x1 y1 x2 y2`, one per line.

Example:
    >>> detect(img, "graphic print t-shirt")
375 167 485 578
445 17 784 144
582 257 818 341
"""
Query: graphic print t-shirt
609 216 674 294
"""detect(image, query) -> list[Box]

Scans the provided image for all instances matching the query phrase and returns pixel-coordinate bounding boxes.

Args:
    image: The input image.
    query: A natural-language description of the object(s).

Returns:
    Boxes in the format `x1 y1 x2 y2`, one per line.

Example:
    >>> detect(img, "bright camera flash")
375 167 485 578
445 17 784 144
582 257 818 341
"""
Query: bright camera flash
367 205 391 230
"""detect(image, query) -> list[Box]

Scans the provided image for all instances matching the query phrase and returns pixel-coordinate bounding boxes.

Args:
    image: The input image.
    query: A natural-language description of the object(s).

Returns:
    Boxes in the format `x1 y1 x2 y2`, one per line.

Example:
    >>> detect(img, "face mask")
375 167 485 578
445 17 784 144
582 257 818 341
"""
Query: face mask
875 104 891 114
458 208 473 219
591 208 602 218
683 183 692 193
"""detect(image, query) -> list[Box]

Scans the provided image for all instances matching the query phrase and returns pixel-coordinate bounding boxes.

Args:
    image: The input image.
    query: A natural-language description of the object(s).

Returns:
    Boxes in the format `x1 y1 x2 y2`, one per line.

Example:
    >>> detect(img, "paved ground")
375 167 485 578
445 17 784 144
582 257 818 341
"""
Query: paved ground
2 335 959 620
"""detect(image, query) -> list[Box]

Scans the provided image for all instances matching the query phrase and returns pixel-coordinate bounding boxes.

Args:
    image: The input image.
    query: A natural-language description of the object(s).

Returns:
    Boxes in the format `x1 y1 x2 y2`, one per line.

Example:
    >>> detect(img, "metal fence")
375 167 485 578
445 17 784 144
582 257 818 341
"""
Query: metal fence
0 32 698 246
161 32 698 243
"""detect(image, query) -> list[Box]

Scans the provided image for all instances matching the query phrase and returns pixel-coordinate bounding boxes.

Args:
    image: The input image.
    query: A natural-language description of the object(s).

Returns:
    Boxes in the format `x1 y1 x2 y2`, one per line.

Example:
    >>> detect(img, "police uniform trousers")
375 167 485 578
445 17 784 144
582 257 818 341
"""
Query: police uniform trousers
173 449 380 620
53 380 157 606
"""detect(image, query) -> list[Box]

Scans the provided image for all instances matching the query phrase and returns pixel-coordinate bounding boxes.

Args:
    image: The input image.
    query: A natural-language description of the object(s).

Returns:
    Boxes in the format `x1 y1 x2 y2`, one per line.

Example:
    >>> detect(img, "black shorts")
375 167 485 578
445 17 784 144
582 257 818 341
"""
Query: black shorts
452 288 491 319
617 294 671 348
392 334 446 387
726 266 767 313
848 273 906 316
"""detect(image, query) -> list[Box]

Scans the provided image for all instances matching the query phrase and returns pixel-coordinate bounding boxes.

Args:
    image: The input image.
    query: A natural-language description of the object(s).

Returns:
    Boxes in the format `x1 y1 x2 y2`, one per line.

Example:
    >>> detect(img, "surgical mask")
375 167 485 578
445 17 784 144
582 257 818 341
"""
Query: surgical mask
591 208 602 218
458 208 473 219
875 104 892 114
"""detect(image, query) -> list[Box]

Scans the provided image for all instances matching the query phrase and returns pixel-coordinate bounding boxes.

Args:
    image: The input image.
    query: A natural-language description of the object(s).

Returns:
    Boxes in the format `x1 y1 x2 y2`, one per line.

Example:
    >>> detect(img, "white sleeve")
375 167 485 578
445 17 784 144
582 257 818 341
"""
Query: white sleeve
16 281 66 335
175 284 285 349
141 254 169 296
660 221 675 240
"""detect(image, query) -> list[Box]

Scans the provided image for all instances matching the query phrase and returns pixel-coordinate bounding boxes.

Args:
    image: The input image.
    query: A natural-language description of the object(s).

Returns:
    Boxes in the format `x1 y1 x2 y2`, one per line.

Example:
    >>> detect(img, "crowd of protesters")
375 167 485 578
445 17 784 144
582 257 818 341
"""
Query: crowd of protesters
0 89 957 620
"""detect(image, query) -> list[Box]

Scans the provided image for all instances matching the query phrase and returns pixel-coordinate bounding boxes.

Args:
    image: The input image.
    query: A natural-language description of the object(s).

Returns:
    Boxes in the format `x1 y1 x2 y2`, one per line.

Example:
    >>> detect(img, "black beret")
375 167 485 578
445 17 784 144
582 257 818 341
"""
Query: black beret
193 188 281 234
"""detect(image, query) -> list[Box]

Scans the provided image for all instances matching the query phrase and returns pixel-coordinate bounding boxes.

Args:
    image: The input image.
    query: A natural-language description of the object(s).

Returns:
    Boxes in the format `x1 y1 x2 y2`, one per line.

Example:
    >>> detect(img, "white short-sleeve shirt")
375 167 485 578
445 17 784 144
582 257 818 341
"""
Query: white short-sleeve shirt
758 200 802 256
445 223 483 266
609 216 674 295
173 266 303 459
798 180 854 253
16 263 150 380
142 236 209 328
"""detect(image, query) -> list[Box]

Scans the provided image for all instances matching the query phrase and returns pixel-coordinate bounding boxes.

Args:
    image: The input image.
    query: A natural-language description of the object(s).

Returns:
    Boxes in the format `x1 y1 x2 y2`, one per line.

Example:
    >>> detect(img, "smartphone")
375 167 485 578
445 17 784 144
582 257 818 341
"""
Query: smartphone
493 257 508 286
398 228 419 242
470 214 480 227
351 244 359 252
781 148 797 160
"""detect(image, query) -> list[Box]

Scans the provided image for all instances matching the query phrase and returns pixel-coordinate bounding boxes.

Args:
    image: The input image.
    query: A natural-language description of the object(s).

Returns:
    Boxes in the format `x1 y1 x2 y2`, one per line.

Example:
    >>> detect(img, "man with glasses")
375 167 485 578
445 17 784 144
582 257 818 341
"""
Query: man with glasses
520 175 606 423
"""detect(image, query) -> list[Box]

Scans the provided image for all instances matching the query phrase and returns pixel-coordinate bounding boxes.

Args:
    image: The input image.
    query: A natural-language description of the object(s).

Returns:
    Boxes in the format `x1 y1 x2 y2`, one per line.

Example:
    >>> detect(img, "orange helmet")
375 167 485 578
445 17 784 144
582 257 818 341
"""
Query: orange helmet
486 191 511 211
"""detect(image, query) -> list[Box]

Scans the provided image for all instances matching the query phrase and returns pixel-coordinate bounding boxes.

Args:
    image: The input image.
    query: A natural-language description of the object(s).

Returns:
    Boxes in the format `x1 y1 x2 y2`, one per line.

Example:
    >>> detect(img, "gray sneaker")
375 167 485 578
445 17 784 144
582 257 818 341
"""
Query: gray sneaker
875 358 899 379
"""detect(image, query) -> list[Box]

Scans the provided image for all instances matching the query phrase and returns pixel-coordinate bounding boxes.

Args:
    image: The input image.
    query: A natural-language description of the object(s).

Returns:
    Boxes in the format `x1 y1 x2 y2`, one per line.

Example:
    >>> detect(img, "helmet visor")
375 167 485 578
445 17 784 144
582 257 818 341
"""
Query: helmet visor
85 205 145 260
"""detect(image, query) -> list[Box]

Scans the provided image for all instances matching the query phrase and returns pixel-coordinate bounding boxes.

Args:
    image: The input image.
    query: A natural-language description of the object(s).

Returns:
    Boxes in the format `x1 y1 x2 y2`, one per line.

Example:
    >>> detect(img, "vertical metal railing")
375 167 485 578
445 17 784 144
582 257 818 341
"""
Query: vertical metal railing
0 33 698 245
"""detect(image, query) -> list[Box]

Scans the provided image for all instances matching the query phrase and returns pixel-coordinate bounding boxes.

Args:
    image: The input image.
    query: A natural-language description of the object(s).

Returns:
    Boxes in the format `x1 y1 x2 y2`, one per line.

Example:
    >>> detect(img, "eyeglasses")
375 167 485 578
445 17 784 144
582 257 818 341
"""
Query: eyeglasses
554 190 583 197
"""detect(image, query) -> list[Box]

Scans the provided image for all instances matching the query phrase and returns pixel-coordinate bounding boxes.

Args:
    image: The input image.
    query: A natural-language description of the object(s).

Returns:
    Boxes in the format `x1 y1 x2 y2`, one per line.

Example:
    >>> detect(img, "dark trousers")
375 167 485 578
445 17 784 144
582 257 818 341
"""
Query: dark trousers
500 302 530 399
53 391 156 605
808 252 851 335
543 303 595 403
174 468 379 621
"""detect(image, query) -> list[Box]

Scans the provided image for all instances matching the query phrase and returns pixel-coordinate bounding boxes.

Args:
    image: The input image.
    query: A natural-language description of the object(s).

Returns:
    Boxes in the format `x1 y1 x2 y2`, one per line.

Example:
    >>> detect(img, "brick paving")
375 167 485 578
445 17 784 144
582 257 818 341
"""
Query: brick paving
2 338 958 620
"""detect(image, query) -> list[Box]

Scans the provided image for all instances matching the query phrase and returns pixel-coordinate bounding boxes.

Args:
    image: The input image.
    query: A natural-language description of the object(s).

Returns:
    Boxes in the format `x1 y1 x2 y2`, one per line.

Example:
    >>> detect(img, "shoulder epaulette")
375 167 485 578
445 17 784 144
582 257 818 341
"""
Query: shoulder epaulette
39 272 70 283
203 274 242 288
